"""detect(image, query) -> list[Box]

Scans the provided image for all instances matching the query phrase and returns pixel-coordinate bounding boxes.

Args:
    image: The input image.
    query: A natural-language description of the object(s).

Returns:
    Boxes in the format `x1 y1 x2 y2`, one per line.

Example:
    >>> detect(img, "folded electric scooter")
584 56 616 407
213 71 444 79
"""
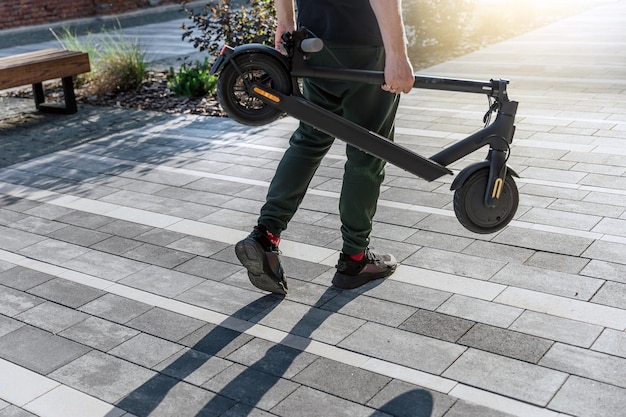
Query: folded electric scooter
210 29 519 234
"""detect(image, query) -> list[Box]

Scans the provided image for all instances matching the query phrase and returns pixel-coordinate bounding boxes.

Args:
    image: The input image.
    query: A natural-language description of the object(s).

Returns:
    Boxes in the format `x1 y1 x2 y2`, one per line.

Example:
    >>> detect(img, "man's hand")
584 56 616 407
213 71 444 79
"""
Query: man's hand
369 0 414 94
381 55 414 94
275 0 296 52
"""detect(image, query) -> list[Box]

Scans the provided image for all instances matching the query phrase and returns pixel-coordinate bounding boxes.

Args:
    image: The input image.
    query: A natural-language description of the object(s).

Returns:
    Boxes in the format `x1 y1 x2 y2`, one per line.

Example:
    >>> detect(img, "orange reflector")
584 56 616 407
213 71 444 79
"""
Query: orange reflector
252 86 281 103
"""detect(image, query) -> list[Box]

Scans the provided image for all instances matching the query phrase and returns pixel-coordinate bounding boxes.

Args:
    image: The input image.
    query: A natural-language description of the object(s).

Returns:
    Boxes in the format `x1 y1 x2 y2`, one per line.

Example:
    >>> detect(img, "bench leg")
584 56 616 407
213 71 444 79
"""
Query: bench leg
32 76 78 114
33 82 46 109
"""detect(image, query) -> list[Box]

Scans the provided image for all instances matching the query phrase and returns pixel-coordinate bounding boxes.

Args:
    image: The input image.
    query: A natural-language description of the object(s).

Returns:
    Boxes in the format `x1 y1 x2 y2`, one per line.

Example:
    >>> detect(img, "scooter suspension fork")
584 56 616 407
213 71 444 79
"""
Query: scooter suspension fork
485 148 508 208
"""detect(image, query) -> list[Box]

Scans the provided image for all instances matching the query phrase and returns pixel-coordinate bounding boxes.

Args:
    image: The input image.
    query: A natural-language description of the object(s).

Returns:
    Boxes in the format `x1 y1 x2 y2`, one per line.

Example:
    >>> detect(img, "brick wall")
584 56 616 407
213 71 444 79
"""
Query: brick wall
0 0 181 30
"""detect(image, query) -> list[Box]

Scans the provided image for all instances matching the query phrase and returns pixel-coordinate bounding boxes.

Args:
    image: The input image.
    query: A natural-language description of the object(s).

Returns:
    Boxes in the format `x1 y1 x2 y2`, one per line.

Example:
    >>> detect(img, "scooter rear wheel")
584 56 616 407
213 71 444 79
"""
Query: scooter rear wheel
217 53 291 126
453 168 518 234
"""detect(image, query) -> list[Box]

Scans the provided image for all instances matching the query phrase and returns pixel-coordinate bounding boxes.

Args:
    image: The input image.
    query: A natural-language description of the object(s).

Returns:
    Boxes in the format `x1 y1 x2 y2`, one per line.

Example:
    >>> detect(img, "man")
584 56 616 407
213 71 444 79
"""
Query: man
235 0 414 294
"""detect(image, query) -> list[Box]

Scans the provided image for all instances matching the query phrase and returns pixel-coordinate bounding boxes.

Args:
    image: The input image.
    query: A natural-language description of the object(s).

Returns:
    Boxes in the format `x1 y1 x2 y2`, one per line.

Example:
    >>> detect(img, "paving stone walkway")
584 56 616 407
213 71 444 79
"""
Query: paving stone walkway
1 2 626 417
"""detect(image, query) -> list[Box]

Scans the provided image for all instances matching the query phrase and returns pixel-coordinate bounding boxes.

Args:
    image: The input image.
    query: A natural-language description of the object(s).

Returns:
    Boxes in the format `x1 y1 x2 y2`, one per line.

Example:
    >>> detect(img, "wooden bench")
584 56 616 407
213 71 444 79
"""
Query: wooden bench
0 49 90 114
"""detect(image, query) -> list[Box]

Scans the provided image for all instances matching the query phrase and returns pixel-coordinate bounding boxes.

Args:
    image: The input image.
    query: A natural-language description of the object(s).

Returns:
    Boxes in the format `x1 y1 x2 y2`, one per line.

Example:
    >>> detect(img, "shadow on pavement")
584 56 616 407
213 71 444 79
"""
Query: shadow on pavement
116 283 434 417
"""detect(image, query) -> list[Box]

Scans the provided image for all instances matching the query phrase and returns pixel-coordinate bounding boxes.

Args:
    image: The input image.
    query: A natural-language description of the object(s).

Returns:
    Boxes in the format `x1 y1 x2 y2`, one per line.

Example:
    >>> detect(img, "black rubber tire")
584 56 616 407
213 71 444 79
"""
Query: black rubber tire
217 52 290 126
453 168 519 234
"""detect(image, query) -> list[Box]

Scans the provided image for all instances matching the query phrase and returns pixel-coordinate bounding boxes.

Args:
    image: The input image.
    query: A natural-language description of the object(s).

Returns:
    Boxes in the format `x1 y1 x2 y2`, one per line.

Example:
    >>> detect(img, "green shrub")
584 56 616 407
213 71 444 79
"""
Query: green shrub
51 24 146 96
167 58 218 97
180 0 276 57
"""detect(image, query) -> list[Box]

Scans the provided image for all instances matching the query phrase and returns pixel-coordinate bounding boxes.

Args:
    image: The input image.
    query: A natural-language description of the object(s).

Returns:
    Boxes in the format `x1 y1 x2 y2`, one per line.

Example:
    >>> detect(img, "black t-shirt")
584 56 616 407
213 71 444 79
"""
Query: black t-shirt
295 0 383 46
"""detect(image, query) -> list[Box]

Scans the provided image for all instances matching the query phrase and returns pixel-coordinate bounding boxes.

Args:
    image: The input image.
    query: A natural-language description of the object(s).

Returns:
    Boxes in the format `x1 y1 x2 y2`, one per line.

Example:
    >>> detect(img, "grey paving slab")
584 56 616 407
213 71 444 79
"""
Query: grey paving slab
0 266 55 291
339 322 466 375
153 348 233 386
367 380 453 417
548 375 626 417
109 333 184 368
436 295 523 328
202 363 300 411
405 230 473 252
225 338 317 380
491 263 604 300
362 279 452 311
523 251 590 274
319 292 417 327
120 265 204 298
17 239 91 265
404 247 507 280
581 259 626 284
27 277 106 308
0 208 26 227
219 403 274 417
59 316 140 351
119 375 236 417
15 301 89 334
176 280 279 320
492 228 595 257
122 243 196 269
0 285 44 317
178 324 254 359
457 323 553 363
0 225 47 252
270 386 388 417
443 349 568 406
90 235 144 255
0 406 37 417
398 309 474 343
95 219 154 239
540 343 626 388
591 329 626 359
461 240 535 264
292 357 391 404
78 293 153 324
583 240 626 266
443 401 517 417
10 216 67 236
62 250 150 282
0 325 90 374
509 310 603 349
0 314 24 338
125 307 206 342
251 299 366 346
590 281 626 309
55 211 116 229
174 256 242 282
49 350 156 404
48 225 111 246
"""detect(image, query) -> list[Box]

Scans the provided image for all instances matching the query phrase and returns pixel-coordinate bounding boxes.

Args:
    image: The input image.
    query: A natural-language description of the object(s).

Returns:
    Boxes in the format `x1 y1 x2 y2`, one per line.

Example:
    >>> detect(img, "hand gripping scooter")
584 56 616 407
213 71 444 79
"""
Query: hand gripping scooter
209 29 519 234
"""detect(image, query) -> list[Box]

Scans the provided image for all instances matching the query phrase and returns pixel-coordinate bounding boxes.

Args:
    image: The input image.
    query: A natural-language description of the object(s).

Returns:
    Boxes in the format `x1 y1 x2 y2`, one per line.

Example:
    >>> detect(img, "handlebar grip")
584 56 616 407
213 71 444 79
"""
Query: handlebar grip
300 38 324 53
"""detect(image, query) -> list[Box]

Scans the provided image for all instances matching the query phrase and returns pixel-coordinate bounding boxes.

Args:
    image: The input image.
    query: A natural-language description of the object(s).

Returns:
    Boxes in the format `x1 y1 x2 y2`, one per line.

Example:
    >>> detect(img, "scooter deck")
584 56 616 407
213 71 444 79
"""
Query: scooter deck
250 84 453 182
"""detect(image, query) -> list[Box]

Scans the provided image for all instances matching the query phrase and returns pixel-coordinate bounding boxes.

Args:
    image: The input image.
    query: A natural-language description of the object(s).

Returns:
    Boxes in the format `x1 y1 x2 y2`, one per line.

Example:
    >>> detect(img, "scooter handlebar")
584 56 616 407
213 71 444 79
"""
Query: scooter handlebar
300 38 324 53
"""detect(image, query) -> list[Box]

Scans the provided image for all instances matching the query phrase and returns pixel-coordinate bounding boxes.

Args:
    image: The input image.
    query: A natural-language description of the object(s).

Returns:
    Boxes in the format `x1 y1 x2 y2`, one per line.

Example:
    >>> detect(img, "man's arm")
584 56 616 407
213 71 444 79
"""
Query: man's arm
274 0 296 51
369 0 414 94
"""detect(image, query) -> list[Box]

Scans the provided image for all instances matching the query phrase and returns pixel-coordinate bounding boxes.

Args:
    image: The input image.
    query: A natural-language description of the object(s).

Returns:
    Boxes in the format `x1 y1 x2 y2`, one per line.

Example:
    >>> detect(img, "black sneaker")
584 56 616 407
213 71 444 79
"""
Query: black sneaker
235 225 288 295
332 248 397 290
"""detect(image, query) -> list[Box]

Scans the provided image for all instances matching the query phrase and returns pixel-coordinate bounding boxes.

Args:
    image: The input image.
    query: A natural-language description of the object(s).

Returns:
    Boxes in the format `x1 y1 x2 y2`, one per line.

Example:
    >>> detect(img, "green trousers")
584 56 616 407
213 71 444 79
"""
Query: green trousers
259 44 400 255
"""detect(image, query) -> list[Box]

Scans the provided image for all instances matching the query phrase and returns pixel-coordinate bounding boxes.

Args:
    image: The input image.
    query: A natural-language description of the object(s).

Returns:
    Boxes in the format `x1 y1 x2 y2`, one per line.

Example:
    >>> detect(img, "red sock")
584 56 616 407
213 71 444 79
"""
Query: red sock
266 230 280 246
349 252 364 262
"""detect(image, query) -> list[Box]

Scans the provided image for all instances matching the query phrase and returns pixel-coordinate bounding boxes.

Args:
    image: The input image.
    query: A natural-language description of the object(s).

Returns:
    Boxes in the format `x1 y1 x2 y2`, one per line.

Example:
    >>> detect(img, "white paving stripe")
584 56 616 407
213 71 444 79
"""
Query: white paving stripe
0 251 562 417
6 148 626 241
1 181 625 328
495 287 626 331
0 359 132 417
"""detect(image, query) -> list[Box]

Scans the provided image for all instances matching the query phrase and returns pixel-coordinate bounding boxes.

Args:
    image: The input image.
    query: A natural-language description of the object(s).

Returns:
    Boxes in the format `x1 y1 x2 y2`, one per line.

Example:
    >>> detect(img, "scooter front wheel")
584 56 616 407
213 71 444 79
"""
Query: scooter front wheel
453 168 518 234
217 53 291 126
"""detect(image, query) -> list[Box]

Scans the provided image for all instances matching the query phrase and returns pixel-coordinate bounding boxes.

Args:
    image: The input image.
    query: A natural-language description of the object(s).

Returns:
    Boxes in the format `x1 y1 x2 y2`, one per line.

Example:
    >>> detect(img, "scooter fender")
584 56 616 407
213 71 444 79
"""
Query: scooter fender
450 161 519 191
209 43 289 76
